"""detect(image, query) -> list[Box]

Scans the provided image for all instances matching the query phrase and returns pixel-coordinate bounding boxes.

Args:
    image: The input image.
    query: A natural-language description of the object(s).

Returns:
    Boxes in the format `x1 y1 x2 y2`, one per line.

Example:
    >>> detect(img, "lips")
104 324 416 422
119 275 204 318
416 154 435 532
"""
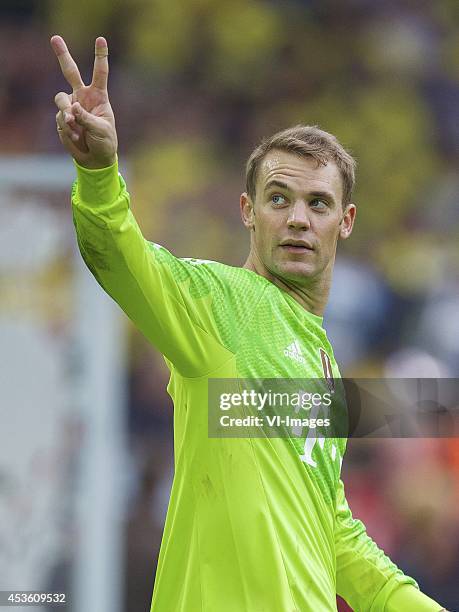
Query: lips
280 240 314 251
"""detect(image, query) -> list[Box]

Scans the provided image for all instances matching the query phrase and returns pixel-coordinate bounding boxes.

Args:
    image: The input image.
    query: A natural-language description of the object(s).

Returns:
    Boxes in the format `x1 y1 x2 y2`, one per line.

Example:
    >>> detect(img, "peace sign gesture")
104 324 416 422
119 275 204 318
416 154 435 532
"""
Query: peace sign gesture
51 35 118 169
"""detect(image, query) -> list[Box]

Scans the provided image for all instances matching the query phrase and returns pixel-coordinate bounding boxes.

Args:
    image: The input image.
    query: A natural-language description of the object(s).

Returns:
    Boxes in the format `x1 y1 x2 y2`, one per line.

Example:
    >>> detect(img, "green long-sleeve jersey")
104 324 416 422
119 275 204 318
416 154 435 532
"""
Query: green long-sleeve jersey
71 159 442 612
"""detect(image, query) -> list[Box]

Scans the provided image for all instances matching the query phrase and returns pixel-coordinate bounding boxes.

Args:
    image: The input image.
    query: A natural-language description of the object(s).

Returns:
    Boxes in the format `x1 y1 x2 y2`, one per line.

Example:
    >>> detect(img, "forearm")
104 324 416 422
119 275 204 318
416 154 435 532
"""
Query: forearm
71 158 146 305
383 584 444 611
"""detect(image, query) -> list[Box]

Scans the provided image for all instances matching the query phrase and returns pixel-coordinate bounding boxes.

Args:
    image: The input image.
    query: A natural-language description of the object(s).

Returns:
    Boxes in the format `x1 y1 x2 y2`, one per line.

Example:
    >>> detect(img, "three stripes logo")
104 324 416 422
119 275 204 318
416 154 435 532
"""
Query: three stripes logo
284 340 306 365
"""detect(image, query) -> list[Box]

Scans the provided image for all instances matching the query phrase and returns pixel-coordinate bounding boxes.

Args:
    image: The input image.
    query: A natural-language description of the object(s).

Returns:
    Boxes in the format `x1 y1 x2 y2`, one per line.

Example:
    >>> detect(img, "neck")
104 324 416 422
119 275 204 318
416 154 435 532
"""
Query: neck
243 253 332 317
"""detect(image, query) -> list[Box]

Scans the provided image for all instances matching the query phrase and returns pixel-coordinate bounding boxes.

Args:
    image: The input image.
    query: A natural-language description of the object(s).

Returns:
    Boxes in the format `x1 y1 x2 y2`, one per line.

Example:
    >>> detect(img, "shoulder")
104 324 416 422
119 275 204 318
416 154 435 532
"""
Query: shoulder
150 242 268 298
145 245 269 350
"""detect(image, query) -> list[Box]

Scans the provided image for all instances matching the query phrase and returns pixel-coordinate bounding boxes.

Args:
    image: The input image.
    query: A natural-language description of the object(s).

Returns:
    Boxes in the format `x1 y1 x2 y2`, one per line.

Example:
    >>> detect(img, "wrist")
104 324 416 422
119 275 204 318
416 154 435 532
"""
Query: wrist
75 154 117 170
74 156 120 205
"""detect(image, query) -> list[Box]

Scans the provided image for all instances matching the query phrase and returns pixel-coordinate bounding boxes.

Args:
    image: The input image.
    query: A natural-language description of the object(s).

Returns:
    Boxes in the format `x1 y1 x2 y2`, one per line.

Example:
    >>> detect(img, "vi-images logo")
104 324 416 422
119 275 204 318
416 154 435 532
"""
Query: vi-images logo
284 339 306 365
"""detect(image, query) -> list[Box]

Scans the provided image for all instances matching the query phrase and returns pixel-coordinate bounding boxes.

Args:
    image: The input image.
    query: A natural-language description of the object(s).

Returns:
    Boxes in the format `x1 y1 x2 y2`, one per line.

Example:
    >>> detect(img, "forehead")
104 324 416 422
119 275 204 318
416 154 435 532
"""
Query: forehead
258 149 343 203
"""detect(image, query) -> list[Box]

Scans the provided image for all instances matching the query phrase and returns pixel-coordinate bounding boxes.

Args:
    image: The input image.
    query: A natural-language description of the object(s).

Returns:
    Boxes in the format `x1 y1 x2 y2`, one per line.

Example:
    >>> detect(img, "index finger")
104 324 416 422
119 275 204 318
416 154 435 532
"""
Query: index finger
50 35 85 91
91 37 109 90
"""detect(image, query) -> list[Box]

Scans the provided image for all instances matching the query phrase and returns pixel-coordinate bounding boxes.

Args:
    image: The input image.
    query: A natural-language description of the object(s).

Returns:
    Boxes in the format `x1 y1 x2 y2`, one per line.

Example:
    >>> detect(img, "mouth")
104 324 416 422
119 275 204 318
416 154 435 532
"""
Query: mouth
279 240 314 254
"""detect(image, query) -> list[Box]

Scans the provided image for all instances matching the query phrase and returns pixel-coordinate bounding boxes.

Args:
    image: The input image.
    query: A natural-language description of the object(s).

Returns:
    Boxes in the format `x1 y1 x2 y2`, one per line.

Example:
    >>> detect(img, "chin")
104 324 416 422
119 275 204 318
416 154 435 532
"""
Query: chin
276 261 317 282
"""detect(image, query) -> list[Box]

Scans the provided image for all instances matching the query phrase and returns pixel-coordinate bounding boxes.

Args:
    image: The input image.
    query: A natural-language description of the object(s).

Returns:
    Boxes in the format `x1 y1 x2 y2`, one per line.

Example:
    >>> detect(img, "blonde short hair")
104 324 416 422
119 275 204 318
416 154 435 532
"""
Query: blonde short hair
246 125 356 207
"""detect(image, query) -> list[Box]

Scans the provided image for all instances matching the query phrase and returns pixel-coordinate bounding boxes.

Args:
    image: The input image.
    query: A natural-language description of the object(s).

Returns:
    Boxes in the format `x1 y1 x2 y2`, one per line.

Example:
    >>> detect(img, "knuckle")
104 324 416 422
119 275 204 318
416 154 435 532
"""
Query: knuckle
54 91 71 109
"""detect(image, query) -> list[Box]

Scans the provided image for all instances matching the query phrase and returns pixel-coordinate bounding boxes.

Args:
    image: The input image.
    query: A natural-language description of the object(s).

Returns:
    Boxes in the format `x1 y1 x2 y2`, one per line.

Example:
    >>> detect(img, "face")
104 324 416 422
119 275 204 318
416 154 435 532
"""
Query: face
240 150 356 285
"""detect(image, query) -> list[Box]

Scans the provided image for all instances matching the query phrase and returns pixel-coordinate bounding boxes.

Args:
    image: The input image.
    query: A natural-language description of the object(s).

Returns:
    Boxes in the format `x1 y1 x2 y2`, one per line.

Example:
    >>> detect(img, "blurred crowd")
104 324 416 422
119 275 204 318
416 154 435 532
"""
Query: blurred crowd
1 0 458 610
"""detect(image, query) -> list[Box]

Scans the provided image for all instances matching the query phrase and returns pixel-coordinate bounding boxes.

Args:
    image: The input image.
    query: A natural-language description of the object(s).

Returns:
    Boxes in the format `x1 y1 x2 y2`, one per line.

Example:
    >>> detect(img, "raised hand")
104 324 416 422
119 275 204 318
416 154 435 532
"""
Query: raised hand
50 35 118 169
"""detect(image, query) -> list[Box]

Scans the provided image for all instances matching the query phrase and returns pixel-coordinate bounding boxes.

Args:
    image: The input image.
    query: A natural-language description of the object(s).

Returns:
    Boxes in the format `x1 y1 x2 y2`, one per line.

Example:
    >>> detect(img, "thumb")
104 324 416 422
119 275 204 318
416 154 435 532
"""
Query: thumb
71 102 103 132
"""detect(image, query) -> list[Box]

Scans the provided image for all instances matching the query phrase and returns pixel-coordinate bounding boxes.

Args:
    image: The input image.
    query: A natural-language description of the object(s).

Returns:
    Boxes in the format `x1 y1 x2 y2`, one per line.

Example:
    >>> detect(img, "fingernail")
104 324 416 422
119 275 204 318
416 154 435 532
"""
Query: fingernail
71 133 79 142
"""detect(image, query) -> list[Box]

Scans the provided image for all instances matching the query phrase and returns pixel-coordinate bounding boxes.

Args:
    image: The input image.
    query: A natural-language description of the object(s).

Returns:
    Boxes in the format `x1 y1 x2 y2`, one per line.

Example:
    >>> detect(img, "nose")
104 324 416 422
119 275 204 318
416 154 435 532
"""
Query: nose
287 200 311 231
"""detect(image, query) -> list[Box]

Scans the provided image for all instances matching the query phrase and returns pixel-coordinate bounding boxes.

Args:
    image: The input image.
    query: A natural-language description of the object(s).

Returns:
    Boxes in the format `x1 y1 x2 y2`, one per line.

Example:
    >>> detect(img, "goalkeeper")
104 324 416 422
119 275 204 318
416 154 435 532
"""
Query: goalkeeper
51 35 447 612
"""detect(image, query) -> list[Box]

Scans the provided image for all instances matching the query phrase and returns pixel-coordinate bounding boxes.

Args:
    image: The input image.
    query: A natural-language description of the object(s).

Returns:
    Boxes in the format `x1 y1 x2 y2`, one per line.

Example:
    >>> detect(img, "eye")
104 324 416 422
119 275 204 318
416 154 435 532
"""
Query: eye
271 193 287 206
310 198 328 210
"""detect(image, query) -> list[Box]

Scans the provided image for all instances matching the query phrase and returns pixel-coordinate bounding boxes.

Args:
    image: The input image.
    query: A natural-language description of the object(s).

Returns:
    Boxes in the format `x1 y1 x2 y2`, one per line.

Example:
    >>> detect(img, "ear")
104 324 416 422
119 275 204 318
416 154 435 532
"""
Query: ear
240 192 255 230
339 203 356 240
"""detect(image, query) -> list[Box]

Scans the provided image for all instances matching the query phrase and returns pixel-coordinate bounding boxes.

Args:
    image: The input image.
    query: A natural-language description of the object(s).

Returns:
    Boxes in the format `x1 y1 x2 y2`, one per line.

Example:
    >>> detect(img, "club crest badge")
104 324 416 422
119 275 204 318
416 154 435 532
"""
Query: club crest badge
319 348 335 393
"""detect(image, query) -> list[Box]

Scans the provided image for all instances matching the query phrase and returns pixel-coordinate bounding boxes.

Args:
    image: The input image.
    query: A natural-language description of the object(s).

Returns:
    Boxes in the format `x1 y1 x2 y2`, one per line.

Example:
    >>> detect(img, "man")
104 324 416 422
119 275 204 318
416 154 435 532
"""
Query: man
51 35 447 611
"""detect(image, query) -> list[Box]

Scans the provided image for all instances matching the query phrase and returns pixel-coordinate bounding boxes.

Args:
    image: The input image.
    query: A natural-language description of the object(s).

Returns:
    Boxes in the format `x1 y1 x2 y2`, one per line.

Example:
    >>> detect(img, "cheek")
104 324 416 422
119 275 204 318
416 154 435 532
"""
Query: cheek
321 225 341 252
255 214 276 245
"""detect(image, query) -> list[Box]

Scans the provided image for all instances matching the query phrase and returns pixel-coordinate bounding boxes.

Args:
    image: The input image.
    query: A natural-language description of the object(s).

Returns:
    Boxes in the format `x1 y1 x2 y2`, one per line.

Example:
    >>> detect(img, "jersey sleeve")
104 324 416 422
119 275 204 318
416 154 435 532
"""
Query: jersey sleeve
71 158 235 378
334 479 443 611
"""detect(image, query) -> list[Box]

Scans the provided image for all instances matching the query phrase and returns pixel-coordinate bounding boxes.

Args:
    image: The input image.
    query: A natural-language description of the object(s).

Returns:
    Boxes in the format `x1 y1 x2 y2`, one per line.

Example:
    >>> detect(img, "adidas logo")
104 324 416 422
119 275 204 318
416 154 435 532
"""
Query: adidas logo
284 340 306 365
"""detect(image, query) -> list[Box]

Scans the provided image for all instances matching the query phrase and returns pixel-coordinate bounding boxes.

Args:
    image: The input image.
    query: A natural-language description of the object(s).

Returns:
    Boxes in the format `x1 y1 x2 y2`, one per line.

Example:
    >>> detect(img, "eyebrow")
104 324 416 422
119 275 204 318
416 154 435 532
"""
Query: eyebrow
264 179 290 192
263 180 336 204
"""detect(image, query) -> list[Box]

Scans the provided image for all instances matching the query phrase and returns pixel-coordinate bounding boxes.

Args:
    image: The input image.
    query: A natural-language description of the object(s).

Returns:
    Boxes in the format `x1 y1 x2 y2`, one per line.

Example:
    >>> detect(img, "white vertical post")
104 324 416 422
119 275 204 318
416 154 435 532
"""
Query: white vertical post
0 155 127 612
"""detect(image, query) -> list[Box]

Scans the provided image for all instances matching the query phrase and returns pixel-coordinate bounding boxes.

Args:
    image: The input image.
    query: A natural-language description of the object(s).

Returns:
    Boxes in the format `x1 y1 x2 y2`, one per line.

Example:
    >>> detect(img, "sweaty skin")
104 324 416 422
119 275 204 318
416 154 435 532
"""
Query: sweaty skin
263 156 281 171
